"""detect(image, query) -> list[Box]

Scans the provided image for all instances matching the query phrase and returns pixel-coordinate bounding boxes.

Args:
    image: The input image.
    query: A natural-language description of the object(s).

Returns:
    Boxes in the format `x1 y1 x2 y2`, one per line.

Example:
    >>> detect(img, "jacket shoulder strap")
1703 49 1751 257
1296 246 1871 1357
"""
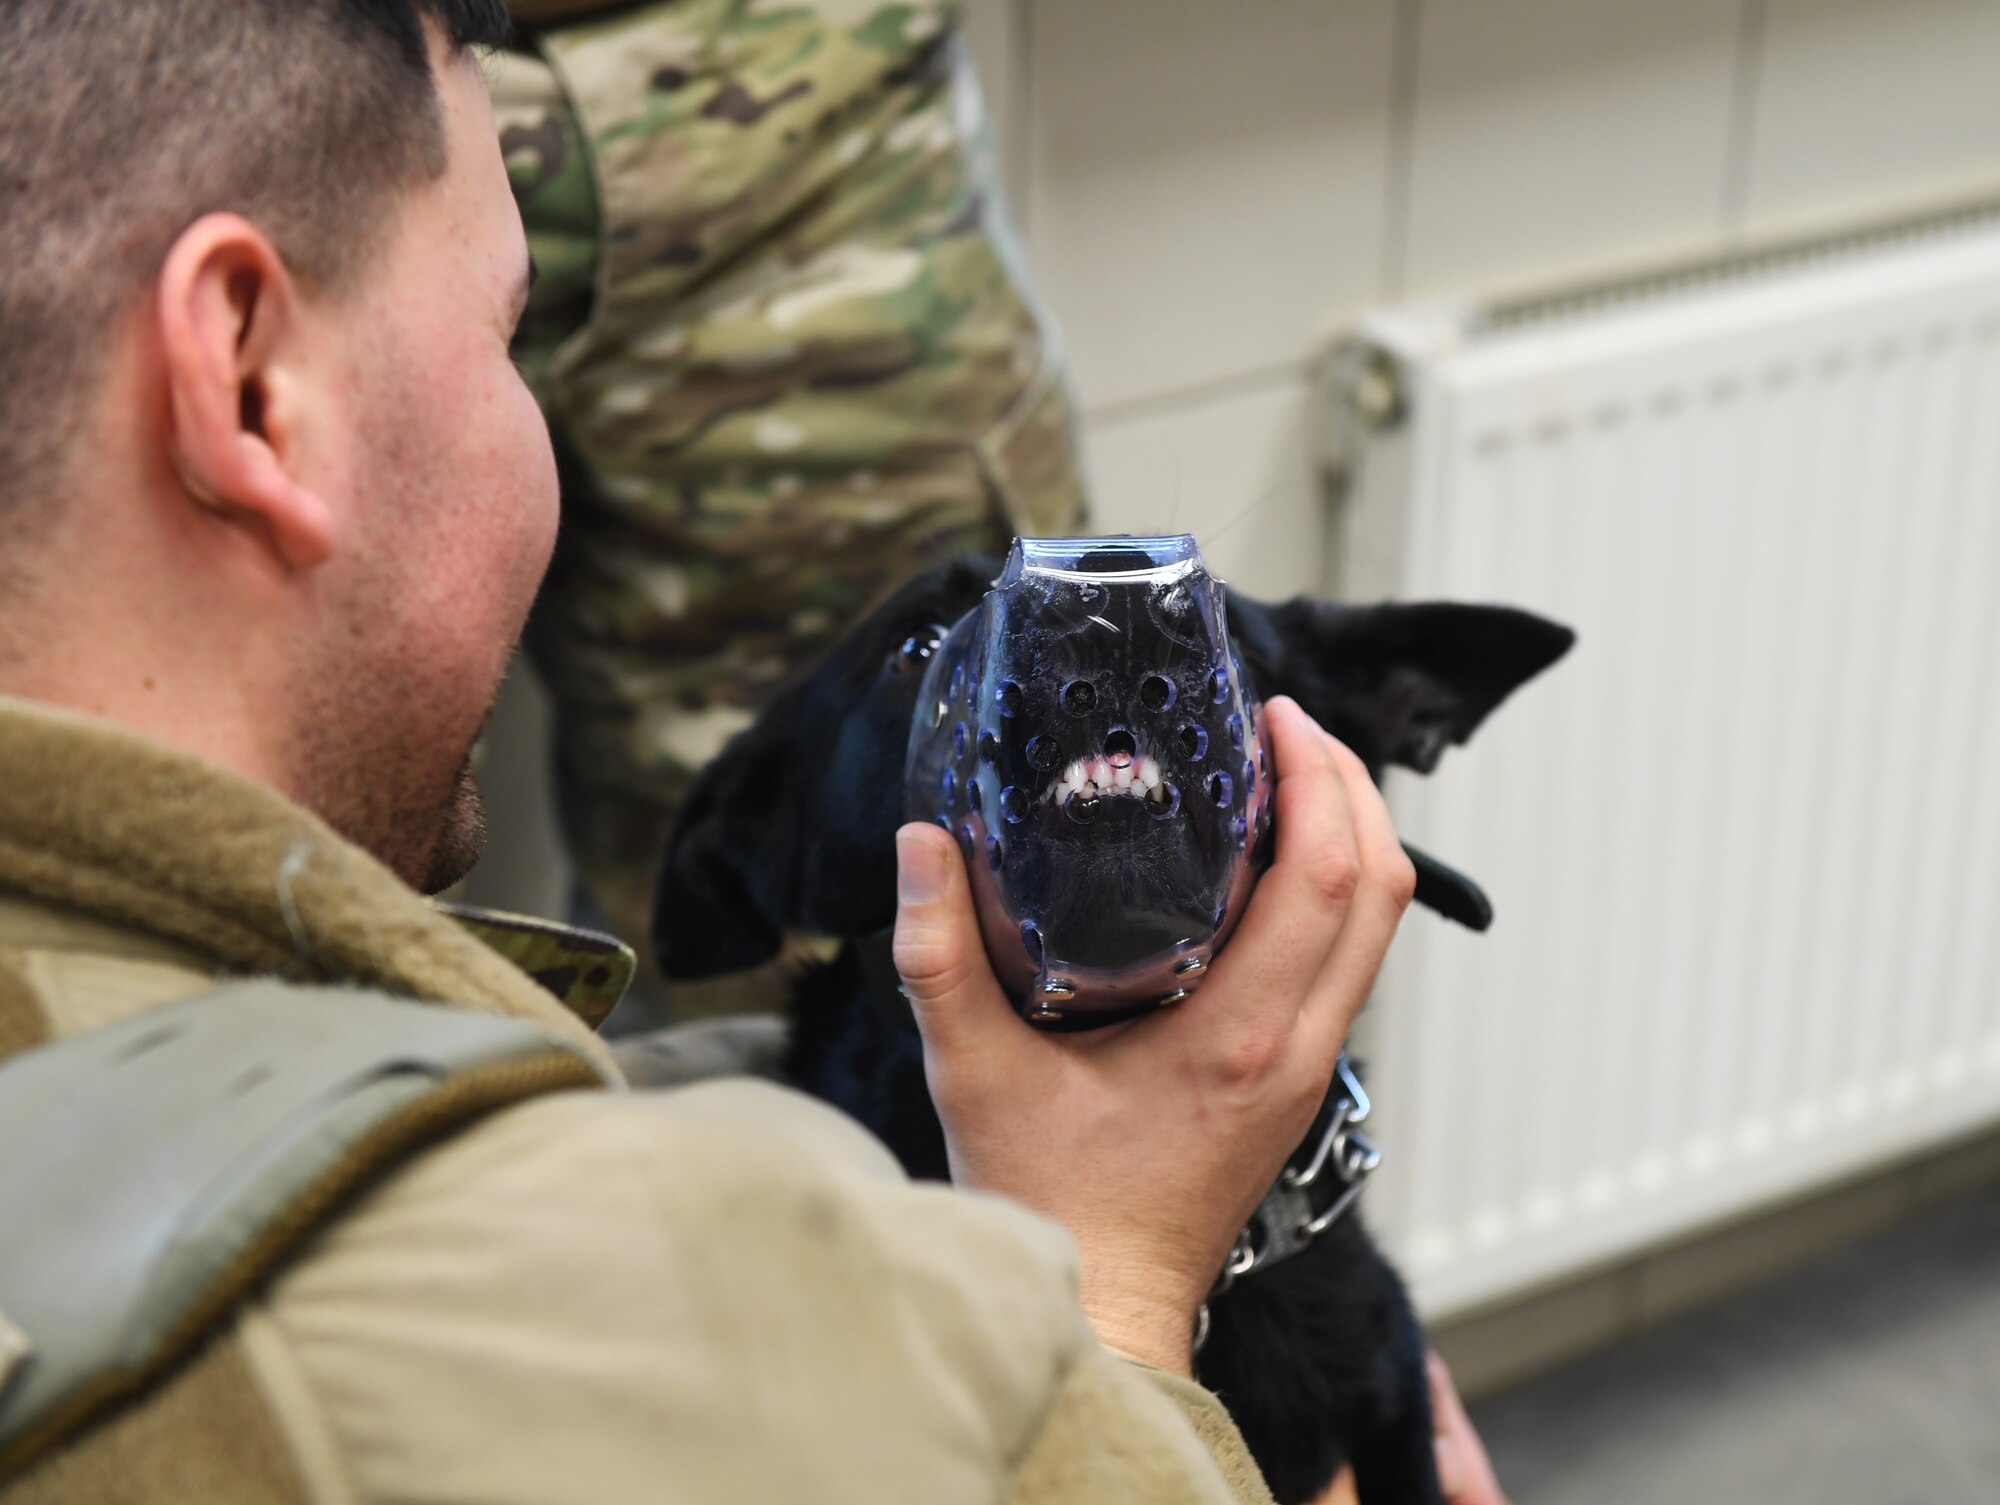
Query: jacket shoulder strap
0 982 611 1476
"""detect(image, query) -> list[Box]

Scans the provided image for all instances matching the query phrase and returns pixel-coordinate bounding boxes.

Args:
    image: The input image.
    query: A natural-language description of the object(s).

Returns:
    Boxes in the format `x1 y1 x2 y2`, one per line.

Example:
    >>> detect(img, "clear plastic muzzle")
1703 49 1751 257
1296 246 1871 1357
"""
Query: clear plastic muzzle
904 536 1273 1024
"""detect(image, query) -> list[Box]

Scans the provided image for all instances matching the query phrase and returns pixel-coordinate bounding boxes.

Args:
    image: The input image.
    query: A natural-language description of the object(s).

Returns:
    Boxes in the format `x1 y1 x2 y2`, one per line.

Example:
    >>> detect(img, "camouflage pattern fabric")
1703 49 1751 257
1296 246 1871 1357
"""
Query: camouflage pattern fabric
440 902 637 1030
494 1 1090 1015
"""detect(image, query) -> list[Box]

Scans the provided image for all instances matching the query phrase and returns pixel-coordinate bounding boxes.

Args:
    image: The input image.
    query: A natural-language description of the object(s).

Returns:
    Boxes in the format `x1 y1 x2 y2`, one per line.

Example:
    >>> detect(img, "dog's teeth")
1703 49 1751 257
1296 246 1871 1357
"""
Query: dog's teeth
1051 760 1080 803
1047 747 1167 802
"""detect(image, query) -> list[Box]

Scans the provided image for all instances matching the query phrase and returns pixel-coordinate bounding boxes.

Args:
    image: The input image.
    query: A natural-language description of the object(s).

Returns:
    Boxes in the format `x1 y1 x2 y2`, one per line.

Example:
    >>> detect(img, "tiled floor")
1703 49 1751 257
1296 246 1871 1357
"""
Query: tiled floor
1469 1181 2000 1505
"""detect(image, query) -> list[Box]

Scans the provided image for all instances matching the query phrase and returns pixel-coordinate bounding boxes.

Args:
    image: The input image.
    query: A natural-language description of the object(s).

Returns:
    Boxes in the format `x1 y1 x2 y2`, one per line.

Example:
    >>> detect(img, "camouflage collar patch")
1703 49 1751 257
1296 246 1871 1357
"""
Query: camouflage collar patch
434 903 635 1031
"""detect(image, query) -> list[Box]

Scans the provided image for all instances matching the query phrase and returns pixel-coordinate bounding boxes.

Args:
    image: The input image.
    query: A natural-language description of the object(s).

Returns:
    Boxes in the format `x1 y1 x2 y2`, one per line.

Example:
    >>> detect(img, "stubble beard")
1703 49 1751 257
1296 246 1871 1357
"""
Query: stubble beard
419 750 490 894
301 694 496 894
290 614 506 896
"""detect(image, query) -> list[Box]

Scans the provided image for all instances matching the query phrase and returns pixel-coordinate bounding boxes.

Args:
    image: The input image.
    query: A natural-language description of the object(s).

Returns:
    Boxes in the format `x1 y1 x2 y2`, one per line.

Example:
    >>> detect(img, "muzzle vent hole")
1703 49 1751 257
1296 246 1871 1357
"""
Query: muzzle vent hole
1027 734 1061 771
1209 771 1233 808
1000 786 1028 824
997 680 1023 717
1180 725 1208 761
1062 680 1097 716
1140 674 1176 711
1104 729 1136 767
1150 782 1181 818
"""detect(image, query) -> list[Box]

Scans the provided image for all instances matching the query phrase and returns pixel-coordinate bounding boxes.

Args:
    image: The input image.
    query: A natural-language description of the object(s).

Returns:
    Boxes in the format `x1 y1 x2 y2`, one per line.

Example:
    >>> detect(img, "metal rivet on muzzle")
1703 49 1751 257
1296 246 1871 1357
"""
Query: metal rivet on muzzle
1033 978 1076 1022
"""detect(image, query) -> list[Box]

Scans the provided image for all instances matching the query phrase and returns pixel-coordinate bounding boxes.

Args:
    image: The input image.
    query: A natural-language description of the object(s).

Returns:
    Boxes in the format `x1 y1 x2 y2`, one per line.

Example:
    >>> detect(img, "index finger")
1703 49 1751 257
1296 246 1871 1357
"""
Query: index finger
1296 727 1416 1058
1199 696 1360 1018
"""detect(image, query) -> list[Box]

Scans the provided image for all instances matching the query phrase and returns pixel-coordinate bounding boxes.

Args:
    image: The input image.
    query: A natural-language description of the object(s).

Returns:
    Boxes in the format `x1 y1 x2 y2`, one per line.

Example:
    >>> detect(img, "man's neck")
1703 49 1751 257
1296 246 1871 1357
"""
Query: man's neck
0 645 295 816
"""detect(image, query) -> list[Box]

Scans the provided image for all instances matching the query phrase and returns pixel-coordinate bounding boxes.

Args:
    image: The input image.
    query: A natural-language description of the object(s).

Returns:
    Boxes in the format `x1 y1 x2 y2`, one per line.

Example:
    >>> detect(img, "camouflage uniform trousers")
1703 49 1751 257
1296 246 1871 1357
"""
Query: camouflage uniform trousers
496 0 1089 1019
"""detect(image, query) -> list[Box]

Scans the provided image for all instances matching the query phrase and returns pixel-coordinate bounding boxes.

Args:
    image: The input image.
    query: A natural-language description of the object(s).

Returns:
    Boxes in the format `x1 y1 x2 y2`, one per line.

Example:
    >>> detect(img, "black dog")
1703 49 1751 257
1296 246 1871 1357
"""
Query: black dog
653 556 1571 1503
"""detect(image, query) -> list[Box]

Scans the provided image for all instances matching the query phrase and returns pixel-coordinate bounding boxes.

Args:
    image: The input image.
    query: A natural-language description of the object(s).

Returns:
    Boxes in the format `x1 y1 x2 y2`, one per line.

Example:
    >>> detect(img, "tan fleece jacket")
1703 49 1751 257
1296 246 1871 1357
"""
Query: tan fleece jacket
0 694 1273 1505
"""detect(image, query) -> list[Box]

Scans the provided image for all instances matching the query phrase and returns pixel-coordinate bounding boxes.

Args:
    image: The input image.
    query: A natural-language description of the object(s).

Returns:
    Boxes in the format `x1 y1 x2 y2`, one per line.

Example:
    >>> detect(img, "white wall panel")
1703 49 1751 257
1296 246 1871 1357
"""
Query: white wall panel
1025 0 1397 412
1084 380 1328 601
1743 0 2000 235
1400 0 1744 298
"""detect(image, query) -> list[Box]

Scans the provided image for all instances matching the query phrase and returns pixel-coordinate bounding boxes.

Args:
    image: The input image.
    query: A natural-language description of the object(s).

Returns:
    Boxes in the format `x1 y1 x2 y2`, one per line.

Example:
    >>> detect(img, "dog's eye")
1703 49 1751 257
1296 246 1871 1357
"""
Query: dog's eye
892 623 950 675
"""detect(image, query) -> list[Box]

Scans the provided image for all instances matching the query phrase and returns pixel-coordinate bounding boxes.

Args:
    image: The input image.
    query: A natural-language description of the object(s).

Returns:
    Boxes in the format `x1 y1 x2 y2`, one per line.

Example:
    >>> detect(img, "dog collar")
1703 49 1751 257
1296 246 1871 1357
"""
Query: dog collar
1196 1053 1382 1352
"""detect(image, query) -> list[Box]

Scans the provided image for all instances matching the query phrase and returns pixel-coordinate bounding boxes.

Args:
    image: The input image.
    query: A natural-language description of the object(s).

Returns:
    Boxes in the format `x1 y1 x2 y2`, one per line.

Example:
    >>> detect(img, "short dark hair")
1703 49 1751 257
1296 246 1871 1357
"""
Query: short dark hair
0 0 511 536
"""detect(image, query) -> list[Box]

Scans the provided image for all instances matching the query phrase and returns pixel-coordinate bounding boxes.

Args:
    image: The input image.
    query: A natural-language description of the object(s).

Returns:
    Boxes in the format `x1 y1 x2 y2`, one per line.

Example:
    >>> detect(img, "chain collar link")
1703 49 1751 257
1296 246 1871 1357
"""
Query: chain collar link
1195 1052 1381 1353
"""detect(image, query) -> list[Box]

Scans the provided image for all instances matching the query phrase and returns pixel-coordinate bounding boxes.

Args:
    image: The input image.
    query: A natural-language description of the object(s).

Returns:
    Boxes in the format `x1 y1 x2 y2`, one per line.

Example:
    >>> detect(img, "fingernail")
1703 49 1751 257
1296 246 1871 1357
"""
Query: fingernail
897 829 948 905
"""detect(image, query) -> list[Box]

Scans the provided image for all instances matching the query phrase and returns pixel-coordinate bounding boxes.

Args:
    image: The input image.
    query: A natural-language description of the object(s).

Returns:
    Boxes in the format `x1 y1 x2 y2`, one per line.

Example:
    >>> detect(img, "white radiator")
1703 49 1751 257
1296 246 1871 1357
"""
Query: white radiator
1329 209 2000 1321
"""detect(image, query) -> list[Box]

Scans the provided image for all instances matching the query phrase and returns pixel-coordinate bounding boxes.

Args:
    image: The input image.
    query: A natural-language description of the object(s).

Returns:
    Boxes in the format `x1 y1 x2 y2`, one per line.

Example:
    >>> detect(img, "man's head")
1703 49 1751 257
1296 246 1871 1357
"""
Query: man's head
0 0 555 893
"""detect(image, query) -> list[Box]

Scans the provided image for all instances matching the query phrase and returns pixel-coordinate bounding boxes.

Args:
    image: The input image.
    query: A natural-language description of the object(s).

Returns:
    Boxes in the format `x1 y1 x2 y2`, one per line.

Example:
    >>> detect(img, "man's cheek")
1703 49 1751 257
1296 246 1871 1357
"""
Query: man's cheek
510 385 561 579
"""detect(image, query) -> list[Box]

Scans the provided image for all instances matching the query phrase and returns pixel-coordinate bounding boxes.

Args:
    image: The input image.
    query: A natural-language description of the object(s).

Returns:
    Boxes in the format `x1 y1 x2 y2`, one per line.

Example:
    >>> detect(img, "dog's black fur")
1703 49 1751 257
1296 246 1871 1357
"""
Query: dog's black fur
654 557 1572 1504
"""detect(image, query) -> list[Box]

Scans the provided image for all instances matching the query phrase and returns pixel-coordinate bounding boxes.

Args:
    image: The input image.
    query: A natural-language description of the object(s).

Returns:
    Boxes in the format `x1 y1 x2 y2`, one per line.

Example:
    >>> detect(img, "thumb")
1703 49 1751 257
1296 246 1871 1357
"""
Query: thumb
892 823 1017 1058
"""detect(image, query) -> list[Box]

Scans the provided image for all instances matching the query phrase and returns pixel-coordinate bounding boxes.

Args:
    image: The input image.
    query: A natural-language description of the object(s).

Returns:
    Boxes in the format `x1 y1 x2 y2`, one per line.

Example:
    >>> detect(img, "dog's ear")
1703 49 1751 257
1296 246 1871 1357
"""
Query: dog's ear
1231 597 1575 775
651 555 1003 978
651 727 793 980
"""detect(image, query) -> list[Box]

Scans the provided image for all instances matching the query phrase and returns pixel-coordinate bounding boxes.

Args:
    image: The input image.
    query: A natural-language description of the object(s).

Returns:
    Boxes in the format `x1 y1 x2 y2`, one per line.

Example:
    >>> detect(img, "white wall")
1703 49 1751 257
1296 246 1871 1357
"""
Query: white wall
975 0 2000 604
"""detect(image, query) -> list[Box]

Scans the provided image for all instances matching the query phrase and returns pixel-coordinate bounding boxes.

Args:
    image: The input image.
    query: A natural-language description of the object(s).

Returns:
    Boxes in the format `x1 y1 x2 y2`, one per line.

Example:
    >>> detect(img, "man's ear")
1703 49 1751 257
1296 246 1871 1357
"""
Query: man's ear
156 213 336 571
1233 597 1575 774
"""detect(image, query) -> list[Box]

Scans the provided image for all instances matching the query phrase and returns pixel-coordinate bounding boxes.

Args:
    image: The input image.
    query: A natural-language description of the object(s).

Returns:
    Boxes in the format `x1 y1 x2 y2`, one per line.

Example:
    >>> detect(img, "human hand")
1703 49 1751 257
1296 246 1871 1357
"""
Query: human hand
1429 1351 1507 1504
892 696 1415 1375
